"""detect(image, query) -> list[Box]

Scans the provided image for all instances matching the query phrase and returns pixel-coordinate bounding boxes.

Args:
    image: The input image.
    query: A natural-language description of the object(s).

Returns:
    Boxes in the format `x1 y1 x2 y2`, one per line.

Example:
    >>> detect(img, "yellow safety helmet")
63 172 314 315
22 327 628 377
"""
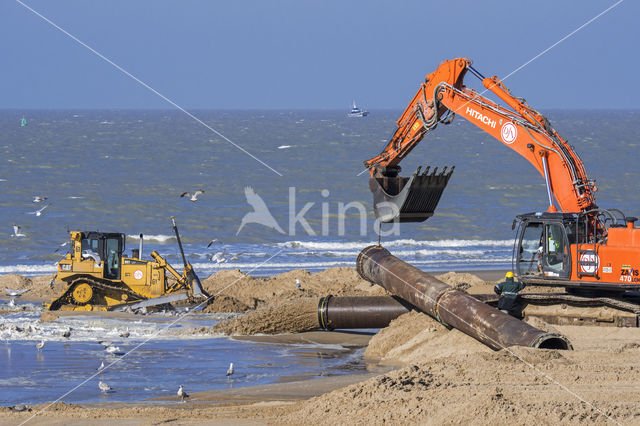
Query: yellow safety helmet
505 271 514 279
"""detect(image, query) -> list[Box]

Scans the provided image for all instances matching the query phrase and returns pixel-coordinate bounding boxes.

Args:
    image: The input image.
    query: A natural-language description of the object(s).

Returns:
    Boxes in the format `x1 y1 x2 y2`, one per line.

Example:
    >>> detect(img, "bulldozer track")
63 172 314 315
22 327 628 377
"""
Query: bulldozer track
53 276 147 309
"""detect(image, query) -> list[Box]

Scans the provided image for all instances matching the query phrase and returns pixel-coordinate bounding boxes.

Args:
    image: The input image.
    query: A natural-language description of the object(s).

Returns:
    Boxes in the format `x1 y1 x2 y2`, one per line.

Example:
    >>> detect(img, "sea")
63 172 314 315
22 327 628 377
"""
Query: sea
0 109 638 277
1 109 639 406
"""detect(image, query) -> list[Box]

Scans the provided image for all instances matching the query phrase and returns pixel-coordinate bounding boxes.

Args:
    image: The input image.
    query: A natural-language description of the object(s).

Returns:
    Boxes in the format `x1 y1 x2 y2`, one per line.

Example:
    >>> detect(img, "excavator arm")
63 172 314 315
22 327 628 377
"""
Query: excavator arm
365 57 598 220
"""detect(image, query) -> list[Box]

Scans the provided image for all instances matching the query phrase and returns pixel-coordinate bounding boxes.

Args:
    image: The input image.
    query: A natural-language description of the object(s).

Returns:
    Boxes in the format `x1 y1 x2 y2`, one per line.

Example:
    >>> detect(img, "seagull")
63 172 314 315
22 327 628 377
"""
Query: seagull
82 250 101 264
105 344 121 354
8 299 15 308
62 327 72 338
206 238 218 248
119 329 130 338
54 241 70 253
36 340 45 351
97 361 105 371
210 251 228 264
98 381 112 393
177 385 189 402
226 362 234 377
11 225 25 238
180 190 205 202
296 278 301 290
229 252 246 262
28 204 50 217
32 196 47 203
236 187 285 235
5 287 28 297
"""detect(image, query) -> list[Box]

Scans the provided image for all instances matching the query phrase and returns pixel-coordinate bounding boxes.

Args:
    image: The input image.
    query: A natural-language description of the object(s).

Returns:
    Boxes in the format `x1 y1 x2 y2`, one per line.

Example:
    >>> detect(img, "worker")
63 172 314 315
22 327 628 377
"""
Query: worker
494 271 526 317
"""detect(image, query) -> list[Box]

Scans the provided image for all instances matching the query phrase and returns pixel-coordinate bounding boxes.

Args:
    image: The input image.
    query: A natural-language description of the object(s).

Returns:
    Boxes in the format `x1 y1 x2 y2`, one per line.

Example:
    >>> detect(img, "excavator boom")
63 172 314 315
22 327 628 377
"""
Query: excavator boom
365 57 597 222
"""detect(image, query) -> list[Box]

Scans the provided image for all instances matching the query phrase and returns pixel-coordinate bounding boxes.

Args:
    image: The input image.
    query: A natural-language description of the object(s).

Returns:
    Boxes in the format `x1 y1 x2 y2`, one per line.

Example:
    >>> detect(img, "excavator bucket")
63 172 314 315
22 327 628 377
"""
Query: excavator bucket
369 166 454 223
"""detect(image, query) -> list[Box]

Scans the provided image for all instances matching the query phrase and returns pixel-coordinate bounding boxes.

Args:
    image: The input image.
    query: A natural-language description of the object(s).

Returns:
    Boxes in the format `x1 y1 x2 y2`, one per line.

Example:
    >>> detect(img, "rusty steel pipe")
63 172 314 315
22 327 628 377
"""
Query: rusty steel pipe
357 245 572 350
318 295 414 330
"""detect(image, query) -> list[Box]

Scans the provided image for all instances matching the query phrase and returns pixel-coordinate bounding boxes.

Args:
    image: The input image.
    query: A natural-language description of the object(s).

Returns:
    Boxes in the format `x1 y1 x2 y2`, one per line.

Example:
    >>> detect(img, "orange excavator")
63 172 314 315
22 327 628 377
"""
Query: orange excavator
365 57 640 294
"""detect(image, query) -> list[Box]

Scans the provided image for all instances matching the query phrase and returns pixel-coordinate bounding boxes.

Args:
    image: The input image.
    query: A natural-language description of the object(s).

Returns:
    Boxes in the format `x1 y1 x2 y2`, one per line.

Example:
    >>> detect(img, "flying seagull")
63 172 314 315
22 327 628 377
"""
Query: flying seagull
32 196 47 203
97 361 105 371
11 225 25 238
5 287 29 297
210 250 228 264
206 238 218 248
180 190 205 202
229 252 246 261
54 241 70 253
36 339 45 351
28 204 50 217
98 381 112 393
226 362 234 377
177 385 189 402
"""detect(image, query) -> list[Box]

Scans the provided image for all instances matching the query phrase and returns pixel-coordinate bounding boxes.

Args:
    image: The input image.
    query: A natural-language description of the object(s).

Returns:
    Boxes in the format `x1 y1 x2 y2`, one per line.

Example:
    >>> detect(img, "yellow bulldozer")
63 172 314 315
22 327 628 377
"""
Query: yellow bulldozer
46 217 209 311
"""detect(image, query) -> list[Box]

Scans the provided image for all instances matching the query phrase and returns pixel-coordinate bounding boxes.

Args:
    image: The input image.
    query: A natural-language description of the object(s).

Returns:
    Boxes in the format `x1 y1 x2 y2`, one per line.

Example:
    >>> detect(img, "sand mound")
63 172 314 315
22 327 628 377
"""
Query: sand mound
201 267 388 313
284 342 640 425
212 298 320 335
435 271 488 290
202 295 251 313
365 311 490 364
0 273 65 301
0 274 31 290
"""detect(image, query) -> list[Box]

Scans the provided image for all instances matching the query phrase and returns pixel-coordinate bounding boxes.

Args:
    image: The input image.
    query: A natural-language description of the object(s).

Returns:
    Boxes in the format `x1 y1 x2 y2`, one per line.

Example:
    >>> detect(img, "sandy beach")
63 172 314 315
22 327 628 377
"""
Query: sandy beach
2 266 640 425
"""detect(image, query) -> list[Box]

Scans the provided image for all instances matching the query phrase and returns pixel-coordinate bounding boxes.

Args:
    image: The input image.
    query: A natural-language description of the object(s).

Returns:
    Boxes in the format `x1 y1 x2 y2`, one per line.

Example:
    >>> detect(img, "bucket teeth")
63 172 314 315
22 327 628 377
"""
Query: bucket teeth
369 165 454 223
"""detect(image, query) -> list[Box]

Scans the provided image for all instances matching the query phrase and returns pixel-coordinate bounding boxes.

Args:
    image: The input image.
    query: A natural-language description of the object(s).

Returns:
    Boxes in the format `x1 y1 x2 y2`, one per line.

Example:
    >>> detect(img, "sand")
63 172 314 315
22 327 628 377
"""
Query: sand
5 267 640 424
201 267 389 311
212 297 320 335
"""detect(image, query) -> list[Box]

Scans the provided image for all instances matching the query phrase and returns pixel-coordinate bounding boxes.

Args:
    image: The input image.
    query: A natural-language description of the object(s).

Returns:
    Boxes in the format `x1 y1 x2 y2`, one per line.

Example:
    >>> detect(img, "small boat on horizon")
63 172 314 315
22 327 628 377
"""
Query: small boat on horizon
347 101 368 117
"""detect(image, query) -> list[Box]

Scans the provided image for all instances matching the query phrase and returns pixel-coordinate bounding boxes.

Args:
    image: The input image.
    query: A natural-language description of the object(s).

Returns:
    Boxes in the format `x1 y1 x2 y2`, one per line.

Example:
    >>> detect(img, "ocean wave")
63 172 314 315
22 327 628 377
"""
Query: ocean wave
276 238 513 250
0 264 56 274
191 256 511 270
287 248 492 258
126 234 175 243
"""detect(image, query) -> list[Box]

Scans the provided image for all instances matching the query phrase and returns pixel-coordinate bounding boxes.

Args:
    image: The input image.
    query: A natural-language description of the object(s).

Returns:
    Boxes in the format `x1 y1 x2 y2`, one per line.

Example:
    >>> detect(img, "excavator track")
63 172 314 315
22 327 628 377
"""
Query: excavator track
475 292 640 327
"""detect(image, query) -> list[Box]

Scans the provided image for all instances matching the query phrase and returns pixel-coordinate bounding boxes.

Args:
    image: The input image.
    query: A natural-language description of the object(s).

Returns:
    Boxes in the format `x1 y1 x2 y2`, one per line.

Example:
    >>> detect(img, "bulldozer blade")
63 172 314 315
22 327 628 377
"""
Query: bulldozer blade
110 291 190 311
369 166 454 223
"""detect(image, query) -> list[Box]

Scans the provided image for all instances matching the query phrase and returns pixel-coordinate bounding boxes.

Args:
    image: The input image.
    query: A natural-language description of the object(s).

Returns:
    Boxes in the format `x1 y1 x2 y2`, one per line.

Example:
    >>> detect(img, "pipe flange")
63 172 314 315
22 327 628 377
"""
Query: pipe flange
318 295 333 331
357 245 384 281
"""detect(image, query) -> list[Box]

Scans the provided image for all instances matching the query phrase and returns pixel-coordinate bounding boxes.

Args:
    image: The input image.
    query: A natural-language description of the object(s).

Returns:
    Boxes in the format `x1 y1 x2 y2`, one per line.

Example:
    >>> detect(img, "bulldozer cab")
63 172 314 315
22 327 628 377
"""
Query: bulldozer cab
514 212 584 280
78 232 125 280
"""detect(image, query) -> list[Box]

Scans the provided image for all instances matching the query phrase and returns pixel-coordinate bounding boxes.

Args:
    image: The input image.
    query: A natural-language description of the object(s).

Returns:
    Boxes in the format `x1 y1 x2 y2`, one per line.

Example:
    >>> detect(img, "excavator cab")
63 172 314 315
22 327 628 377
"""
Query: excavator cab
369 165 454 223
514 212 587 281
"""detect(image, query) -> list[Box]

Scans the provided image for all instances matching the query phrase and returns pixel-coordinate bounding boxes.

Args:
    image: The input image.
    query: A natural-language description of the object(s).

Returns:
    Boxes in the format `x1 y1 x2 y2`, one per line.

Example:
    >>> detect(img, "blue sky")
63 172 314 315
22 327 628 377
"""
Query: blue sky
1 0 637 109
